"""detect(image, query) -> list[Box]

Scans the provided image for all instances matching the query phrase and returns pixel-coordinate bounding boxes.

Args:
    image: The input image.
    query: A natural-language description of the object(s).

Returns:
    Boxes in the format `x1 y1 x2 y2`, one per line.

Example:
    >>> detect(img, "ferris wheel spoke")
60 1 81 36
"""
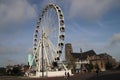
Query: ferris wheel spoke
43 40 51 67
44 15 57 37
44 38 57 59
46 38 58 53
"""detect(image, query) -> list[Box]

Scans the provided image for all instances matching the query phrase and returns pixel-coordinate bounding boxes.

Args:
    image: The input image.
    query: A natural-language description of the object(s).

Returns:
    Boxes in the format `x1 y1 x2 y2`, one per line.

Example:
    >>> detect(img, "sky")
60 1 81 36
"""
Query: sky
0 0 120 67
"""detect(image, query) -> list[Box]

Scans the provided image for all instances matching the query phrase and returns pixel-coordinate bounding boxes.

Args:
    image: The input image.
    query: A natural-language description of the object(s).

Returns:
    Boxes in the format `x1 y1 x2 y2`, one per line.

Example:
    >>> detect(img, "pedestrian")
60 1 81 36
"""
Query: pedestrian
67 72 70 80
64 71 67 79
96 68 99 76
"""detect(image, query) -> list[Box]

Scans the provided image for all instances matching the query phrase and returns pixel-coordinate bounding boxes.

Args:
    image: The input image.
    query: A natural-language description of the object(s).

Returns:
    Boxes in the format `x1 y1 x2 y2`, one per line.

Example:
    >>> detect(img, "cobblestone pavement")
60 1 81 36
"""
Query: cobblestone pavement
0 70 120 80
0 72 95 80
88 70 120 80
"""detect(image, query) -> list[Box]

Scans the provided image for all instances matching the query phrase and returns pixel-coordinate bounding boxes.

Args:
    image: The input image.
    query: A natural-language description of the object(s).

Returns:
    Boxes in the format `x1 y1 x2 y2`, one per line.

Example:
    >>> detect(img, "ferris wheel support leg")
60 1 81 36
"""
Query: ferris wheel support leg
43 39 51 68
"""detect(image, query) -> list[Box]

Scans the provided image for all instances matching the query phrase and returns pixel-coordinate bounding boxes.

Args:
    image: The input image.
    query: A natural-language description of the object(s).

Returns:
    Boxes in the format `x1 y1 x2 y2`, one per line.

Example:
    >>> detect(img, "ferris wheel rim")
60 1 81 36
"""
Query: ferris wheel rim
33 3 65 56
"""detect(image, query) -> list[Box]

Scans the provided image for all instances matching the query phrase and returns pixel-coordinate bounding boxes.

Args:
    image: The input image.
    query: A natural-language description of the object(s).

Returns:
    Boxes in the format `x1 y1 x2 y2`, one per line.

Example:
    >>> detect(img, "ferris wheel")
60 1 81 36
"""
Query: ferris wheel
30 3 66 73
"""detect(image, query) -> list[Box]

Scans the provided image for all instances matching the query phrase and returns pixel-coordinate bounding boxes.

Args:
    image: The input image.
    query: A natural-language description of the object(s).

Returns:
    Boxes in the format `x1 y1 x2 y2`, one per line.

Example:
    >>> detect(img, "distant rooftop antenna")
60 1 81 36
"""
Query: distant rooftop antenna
80 48 82 53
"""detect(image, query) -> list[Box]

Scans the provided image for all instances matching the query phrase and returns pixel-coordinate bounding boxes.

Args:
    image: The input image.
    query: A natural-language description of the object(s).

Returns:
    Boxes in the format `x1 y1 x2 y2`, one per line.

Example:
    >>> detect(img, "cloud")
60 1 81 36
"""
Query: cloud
26 48 33 54
69 0 119 19
110 33 120 45
0 43 26 55
105 33 120 60
0 41 30 65
92 33 120 58
0 0 37 26
0 0 37 66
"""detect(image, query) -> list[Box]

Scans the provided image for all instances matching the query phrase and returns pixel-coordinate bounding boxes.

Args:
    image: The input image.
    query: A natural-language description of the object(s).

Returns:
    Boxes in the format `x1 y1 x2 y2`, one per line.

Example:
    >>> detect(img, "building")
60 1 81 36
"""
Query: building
65 43 117 72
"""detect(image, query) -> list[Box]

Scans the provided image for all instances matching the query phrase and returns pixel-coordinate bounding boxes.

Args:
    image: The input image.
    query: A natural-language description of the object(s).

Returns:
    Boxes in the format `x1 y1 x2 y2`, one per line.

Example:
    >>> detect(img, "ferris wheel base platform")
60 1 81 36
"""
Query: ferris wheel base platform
29 70 73 78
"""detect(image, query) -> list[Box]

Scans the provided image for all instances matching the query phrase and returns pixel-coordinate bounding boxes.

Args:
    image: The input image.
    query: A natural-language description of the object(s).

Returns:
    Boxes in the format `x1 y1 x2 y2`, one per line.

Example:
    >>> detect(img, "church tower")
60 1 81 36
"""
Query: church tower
65 43 73 61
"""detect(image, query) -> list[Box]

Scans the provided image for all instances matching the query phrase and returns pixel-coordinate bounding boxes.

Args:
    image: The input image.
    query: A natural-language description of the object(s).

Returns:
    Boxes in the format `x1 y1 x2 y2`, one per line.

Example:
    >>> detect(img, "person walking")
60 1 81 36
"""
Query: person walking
96 68 99 76
67 72 70 80
64 71 67 79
